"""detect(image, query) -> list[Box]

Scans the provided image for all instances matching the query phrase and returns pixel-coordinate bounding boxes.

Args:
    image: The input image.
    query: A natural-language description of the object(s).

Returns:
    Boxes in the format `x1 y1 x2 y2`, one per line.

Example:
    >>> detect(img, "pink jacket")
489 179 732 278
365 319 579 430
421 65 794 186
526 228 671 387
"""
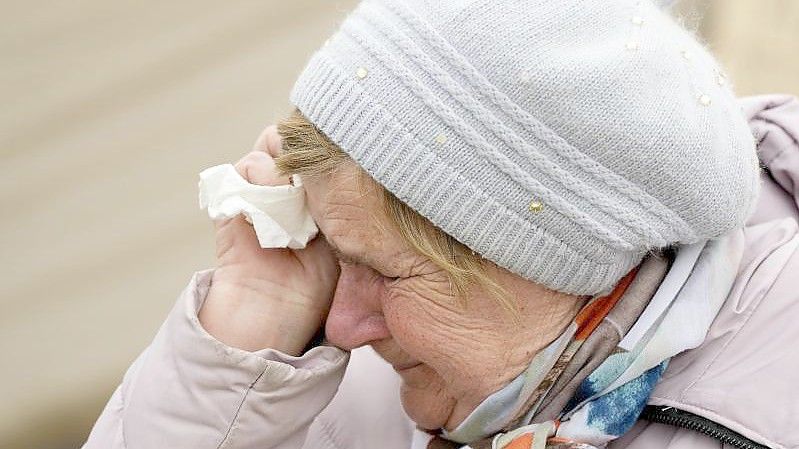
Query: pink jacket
83 95 799 449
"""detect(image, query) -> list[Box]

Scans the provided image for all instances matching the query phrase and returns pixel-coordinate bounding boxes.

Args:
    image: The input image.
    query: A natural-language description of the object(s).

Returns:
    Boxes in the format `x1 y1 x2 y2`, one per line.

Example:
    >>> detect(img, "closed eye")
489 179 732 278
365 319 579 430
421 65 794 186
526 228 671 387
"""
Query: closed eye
331 248 401 283
323 235 402 282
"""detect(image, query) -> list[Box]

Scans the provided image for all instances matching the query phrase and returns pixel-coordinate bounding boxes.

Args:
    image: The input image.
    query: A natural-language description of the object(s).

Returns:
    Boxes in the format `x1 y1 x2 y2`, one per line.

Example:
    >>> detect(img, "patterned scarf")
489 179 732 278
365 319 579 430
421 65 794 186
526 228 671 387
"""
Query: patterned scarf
420 235 737 449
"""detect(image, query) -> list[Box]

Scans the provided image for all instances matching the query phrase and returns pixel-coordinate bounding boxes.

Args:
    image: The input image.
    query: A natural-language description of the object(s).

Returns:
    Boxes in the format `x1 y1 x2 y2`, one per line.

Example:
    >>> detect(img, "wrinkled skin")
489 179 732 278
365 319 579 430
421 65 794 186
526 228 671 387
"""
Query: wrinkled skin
200 125 587 431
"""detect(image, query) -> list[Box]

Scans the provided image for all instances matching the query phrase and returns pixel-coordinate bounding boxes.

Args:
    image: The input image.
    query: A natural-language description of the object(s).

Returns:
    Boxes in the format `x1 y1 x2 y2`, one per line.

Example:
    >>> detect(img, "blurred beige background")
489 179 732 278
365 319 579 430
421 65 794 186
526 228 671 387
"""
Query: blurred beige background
0 1 796 448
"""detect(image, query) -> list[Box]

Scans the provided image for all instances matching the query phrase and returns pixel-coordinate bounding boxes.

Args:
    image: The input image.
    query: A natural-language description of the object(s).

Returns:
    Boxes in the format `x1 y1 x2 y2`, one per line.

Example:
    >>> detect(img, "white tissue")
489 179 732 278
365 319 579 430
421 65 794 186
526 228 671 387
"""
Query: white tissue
198 164 318 249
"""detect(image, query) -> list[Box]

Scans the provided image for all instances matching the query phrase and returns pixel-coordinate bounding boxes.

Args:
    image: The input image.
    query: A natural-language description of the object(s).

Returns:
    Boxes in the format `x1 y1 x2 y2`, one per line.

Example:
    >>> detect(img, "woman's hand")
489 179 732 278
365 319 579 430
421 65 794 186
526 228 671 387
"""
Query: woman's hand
199 125 340 355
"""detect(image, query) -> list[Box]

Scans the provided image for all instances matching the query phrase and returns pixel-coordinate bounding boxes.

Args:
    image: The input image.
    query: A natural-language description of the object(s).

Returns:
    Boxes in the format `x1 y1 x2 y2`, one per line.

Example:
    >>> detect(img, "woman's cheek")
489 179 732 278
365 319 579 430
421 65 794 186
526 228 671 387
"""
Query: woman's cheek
380 278 457 363
380 281 435 352
380 282 416 339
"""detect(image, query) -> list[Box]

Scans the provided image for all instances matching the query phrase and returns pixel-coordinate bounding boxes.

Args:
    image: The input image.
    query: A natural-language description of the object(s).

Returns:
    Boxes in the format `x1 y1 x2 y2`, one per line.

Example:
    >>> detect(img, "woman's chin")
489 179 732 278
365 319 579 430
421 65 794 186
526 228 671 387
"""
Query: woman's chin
400 383 453 430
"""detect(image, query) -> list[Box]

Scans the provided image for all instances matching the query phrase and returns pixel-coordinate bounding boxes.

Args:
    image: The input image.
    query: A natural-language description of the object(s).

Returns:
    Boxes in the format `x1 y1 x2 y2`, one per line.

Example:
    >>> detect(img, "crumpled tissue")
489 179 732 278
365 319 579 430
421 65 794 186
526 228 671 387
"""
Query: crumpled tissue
198 163 318 249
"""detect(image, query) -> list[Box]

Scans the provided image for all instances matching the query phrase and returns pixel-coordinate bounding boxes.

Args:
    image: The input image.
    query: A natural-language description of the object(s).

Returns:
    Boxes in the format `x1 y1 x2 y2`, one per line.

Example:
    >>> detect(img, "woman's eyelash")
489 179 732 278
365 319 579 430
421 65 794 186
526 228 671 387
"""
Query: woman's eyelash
330 247 360 265
328 245 404 280
329 245 370 266
333 253 400 281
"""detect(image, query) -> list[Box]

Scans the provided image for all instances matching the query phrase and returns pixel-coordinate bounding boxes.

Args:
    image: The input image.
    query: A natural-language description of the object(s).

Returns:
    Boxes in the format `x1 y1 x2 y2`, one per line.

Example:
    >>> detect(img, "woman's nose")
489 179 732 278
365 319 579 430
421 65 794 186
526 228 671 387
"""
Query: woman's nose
325 263 391 350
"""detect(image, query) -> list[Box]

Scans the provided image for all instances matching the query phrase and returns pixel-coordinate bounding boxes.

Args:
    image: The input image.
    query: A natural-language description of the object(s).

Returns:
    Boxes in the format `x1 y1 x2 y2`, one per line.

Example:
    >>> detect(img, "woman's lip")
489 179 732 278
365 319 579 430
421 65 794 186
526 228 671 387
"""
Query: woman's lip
393 361 423 372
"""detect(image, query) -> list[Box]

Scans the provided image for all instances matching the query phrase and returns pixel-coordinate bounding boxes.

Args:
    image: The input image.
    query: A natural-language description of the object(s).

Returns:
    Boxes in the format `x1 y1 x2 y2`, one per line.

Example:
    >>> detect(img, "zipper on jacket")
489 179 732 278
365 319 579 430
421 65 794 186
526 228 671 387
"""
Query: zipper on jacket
641 405 770 449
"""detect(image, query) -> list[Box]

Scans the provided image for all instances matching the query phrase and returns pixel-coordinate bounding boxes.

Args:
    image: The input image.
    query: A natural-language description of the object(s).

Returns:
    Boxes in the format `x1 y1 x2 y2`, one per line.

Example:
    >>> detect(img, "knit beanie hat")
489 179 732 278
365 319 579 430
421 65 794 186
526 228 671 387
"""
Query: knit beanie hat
289 0 760 296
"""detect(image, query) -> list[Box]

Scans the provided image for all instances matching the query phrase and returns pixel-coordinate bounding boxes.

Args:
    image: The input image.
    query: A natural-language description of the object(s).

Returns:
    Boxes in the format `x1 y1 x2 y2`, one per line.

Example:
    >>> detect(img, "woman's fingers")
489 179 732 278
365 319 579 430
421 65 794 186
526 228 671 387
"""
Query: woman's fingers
215 142 289 234
252 124 283 158
238 122 288 185
213 214 261 257
234 150 290 186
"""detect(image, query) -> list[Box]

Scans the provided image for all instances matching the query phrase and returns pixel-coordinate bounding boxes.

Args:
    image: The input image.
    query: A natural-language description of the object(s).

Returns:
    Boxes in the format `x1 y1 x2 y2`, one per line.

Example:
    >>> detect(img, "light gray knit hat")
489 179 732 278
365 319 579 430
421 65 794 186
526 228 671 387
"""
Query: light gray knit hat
289 0 760 295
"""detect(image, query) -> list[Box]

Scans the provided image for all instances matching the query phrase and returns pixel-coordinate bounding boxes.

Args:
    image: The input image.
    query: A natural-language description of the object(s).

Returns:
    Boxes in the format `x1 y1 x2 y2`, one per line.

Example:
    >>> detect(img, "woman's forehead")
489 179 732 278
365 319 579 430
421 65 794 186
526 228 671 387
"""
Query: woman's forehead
305 164 392 255
320 165 382 223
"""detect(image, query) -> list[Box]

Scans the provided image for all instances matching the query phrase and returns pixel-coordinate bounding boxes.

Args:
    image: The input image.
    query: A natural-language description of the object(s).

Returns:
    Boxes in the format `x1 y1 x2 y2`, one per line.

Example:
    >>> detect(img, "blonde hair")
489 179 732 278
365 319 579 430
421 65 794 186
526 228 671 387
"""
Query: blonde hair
275 109 514 313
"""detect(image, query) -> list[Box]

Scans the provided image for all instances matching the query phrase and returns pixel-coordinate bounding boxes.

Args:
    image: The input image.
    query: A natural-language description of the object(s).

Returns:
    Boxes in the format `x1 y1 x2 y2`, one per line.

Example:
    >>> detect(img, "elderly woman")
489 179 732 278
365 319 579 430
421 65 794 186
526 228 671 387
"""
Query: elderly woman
84 1 799 448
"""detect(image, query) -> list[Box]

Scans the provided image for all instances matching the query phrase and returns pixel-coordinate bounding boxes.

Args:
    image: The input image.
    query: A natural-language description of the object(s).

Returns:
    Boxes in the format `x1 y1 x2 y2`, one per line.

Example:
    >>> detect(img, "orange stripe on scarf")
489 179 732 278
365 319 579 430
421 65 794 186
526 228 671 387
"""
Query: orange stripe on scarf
504 433 533 449
573 267 639 340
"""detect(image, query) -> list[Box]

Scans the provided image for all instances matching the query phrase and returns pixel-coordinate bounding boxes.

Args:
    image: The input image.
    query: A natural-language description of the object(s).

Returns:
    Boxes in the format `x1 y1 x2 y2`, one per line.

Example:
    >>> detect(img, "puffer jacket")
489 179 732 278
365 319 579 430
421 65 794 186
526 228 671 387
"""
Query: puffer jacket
83 95 799 449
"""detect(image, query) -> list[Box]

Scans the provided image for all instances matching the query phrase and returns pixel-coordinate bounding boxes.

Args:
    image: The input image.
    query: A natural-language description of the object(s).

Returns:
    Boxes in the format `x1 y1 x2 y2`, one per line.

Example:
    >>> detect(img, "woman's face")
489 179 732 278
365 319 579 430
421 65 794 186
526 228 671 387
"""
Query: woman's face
303 161 585 431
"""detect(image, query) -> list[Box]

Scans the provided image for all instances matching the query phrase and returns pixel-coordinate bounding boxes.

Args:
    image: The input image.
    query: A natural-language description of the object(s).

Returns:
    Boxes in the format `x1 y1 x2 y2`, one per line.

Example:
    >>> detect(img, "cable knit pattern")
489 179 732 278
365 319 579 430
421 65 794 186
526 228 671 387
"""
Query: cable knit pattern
289 0 760 295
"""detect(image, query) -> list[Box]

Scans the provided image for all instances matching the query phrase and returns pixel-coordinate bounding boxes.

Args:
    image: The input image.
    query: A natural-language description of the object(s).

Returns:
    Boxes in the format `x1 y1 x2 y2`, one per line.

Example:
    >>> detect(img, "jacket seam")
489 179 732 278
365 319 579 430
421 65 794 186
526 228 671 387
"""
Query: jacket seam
118 385 130 449
119 347 153 449
217 366 269 449
315 416 346 449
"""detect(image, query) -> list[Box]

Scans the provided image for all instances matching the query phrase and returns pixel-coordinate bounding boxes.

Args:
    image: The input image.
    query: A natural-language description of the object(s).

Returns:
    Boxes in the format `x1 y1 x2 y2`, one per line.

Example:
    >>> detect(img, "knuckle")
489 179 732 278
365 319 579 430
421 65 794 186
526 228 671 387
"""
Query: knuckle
242 150 270 164
235 151 272 176
264 126 283 155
